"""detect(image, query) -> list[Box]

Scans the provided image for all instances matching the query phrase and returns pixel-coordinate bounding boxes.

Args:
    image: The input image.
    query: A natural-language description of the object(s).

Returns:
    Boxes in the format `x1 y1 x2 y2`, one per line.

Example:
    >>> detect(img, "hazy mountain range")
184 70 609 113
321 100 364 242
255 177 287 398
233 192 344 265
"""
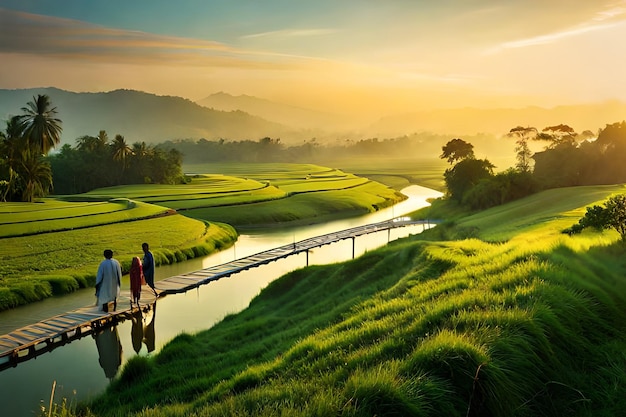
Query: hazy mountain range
1 87 625 149
0 88 295 147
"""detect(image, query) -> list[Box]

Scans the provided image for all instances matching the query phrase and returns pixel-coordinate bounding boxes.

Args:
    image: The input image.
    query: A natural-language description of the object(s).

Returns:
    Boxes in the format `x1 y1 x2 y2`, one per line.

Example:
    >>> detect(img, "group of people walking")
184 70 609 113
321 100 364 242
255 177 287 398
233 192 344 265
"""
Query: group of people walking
95 242 158 312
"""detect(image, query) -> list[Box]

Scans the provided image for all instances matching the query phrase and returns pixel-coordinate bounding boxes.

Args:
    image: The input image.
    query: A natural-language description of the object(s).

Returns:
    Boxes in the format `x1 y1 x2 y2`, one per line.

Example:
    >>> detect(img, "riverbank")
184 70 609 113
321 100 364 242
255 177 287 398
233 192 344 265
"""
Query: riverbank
0 215 237 312
77 184 626 416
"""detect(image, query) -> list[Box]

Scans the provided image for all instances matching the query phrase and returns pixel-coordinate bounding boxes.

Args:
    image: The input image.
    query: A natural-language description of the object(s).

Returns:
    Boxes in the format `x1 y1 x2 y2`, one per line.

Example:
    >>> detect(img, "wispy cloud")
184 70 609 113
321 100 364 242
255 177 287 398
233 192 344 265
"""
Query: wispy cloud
486 3 626 54
0 8 319 69
241 28 338 39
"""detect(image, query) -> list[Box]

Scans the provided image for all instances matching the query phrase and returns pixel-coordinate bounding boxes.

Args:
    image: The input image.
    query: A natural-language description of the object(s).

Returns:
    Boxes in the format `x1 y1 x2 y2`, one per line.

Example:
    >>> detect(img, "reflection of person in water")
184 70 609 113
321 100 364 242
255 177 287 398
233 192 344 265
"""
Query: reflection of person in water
130 309 144 354
143 302 157 353
94 326 123 380
130 302 157 354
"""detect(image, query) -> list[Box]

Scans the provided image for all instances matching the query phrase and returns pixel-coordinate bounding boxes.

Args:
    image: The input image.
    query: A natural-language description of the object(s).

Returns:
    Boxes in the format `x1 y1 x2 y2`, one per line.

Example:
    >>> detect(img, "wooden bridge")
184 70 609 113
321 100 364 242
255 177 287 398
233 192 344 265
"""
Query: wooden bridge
0 218 432 371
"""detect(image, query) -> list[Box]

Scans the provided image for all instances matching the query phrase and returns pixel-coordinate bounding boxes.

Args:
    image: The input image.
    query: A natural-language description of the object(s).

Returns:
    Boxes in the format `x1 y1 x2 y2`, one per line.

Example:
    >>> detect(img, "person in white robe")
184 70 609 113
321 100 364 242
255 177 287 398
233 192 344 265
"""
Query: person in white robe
95 249 121 311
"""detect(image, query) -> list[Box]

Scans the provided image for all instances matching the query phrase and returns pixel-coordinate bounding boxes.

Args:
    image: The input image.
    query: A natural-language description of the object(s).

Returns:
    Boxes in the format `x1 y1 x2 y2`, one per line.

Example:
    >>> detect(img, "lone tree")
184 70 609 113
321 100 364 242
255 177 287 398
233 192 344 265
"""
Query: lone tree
440 138 475 164
537 124 577 149
507 126 537 173
18 94 63 155
566 194 626 242
440 138 494 202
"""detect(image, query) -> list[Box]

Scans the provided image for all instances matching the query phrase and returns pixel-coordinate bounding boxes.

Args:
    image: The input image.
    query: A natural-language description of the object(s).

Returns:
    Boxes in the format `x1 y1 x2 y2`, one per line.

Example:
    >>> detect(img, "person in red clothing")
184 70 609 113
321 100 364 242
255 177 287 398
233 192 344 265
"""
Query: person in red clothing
129 256 144 306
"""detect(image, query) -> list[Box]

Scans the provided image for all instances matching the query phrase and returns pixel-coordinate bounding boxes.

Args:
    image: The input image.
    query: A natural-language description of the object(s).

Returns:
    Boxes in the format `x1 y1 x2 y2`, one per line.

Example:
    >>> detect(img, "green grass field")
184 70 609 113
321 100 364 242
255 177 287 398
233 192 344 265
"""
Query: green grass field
0 198 169 238
0 163 413 311
73 184 626 417
0 204 237 311
170 163 407 227
0 208 237 310
315 157 448 191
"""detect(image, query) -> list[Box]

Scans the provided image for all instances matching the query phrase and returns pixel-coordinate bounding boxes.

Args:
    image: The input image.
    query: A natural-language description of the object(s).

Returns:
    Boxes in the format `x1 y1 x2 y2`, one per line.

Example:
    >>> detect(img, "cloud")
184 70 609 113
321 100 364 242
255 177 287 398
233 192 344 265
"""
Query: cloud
0 8 318 69
241 28 338 39
485 3 626 54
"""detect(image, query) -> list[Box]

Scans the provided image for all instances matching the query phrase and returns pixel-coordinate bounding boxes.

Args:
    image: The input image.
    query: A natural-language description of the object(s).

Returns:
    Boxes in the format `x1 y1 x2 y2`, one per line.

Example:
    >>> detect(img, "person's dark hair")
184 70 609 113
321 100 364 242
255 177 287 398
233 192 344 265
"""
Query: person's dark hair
142 242 149 250
103 249 113 259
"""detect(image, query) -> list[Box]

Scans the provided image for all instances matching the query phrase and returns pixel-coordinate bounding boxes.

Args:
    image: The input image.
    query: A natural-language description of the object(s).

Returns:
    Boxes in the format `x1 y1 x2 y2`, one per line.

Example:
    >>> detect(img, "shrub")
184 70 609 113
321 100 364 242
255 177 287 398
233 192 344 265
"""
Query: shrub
39 275 80 295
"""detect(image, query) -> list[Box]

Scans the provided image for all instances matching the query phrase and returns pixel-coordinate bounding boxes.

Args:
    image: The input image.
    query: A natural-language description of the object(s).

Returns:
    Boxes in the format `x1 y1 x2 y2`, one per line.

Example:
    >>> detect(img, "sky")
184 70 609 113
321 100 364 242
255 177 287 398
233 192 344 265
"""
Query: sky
1 0 626 118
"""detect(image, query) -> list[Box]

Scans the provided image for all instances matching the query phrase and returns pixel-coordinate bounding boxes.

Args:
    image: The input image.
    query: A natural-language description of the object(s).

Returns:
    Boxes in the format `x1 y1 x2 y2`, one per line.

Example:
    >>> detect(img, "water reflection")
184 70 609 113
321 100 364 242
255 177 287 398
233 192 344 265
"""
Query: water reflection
93 326 122 380
131 310 143 354
131 302 157 354
143 303 156 353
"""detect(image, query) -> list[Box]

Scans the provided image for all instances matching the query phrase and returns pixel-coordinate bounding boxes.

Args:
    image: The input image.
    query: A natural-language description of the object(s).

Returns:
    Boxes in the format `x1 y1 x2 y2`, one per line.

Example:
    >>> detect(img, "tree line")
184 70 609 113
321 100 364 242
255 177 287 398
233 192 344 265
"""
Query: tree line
0 95 184 200
440 122 626 210
159 132 497 164
0 95 61 202
50 133 183 194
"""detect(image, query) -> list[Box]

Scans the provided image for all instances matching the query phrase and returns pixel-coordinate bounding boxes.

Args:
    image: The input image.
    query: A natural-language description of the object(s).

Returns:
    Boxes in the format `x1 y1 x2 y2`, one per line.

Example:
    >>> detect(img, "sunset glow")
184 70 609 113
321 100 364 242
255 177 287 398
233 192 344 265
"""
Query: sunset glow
1 1 626 118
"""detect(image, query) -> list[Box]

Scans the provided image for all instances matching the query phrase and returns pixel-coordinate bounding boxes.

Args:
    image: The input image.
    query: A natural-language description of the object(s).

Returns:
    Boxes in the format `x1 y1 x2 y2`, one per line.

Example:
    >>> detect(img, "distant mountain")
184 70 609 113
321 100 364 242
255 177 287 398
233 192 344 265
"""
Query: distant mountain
0 88 296 147
197 92 352 130
198 91 626 138
3 87 624 149
368 101 626 137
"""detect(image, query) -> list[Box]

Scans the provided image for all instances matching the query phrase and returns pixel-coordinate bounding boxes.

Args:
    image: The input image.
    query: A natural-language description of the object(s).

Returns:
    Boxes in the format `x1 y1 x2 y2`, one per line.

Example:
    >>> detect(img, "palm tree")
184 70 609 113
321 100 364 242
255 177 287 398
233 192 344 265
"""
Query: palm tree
18 94 63 155
75 135 99 152
112 134 133 165
129 141 153 182
111 134 133 184
17 149 53 202
0 116 26 201
96 130 109 149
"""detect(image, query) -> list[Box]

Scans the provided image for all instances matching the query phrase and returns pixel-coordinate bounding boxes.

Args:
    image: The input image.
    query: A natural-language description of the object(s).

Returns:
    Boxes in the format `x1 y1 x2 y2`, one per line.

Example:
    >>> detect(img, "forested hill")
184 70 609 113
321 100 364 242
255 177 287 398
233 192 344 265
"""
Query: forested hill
0 88 294 146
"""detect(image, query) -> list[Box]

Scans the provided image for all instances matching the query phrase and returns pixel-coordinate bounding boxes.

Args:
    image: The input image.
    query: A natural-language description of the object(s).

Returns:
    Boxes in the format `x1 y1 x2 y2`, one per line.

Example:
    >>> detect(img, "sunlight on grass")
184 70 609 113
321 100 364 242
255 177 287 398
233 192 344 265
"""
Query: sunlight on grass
50 184 626 416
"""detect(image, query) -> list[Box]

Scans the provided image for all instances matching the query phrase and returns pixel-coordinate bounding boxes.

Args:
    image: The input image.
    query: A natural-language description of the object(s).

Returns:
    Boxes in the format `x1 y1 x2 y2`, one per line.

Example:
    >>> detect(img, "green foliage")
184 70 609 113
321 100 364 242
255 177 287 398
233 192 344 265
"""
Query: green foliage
533 121 626 188
461 169 538 211
440 138 475 164
38 275 81 294
48 134 184 194
507 126 537 173
566 194 626 241
455 184 625 242
0 95 60 202
443 158 495 202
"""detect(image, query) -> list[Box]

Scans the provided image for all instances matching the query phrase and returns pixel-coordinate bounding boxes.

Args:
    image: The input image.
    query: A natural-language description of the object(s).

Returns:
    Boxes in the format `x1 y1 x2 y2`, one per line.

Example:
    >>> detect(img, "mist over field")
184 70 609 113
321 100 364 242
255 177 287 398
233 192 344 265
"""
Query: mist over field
0 87 623 168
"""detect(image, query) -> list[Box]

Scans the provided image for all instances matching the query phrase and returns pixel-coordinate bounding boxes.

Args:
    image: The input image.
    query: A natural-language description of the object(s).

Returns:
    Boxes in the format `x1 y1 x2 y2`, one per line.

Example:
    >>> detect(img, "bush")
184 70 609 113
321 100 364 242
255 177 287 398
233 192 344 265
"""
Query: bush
118 355 152 387
39 275 80 295
12 280 52 304
174 250 187 262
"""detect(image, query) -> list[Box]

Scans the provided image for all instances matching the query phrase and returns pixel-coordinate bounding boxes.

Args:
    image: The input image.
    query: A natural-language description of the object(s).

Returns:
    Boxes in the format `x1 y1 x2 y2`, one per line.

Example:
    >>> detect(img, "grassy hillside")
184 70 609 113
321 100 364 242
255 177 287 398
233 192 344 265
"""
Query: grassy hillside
0 198 237 311
77 185 626 417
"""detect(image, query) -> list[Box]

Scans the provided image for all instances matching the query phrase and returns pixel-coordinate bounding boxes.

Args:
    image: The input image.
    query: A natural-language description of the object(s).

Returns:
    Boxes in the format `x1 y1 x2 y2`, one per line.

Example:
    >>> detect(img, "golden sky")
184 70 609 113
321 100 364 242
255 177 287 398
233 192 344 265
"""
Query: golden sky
1 1 625 119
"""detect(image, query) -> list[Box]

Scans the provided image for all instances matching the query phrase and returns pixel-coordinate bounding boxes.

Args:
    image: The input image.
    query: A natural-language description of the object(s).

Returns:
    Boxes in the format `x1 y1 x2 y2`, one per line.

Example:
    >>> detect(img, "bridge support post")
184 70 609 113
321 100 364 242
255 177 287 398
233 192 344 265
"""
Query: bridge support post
306 250 309 266
352 237 355 259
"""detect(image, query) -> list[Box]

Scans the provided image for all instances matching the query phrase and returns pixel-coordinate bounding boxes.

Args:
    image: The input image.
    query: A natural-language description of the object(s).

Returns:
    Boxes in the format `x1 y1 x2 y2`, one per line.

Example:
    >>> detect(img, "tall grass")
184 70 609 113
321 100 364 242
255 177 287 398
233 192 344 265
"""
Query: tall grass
68 185 626 417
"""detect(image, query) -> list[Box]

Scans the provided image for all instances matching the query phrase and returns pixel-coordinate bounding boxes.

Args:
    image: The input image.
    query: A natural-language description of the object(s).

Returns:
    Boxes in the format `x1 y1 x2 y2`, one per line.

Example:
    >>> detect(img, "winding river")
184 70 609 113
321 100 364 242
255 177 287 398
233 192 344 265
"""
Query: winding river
0 185 442 417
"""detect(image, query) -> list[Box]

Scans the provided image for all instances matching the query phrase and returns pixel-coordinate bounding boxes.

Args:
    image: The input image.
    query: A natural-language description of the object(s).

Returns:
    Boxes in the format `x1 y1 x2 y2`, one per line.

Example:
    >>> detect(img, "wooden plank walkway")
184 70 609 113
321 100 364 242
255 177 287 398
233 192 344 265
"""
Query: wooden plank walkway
0 218 431 371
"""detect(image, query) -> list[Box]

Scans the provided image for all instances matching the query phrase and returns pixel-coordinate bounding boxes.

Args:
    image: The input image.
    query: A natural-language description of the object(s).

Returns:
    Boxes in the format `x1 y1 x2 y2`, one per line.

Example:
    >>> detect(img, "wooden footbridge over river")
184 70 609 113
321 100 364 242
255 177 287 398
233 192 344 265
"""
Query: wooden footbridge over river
0 218 432 371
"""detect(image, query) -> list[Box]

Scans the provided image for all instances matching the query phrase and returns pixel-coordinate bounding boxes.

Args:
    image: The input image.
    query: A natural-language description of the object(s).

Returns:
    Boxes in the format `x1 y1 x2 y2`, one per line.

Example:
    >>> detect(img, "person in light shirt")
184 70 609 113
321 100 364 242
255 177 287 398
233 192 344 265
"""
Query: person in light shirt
95 249 121 312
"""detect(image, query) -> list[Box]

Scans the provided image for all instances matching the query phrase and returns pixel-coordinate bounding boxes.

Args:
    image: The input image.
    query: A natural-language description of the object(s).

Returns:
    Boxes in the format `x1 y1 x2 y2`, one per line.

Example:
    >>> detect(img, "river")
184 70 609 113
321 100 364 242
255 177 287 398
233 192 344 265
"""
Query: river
0 185 442 417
